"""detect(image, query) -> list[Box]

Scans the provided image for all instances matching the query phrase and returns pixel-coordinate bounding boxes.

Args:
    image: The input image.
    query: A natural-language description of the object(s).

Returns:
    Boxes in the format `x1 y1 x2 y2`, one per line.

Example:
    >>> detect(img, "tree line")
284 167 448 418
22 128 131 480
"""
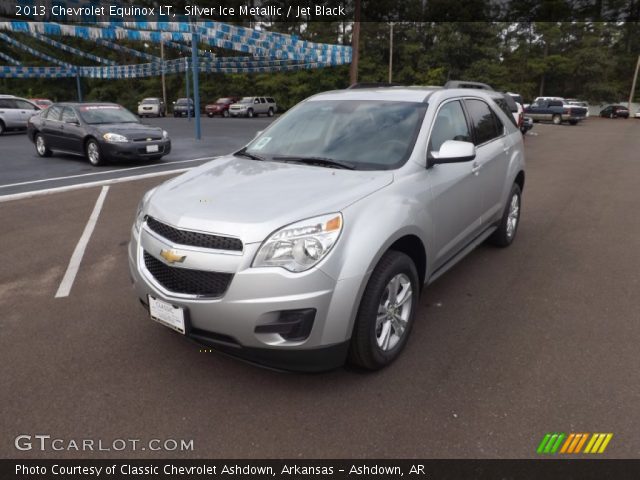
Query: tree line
0 22 638 111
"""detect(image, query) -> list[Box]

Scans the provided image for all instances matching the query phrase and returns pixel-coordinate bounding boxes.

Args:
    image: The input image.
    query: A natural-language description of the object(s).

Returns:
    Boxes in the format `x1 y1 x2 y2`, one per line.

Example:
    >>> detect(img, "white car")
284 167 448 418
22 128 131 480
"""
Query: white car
137 97 166 118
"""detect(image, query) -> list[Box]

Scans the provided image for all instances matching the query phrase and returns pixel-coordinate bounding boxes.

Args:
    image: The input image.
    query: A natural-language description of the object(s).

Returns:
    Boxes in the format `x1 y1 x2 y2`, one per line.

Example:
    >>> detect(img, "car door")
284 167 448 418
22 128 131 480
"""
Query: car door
40 105 64 148
0 98 20 128
14 99 39 126
426 99 486 269
527 100 548 121
59 107 84 153
464 98 511 224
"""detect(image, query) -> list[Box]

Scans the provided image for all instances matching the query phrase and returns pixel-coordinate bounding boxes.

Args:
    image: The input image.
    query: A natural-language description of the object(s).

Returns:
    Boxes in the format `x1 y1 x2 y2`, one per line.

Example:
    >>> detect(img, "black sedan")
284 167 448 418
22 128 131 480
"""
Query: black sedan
599 105 629 119
27 102 171 166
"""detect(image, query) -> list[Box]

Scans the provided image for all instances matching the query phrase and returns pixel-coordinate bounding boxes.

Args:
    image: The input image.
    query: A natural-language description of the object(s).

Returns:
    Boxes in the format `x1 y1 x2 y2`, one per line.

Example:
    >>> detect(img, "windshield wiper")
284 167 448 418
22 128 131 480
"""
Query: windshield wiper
235 148 265 161
272 155 355 170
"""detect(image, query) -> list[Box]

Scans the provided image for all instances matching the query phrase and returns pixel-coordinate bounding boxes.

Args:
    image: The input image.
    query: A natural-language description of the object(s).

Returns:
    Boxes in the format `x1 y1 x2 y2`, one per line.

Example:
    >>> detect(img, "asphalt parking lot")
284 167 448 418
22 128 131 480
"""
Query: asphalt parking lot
2 118 640 459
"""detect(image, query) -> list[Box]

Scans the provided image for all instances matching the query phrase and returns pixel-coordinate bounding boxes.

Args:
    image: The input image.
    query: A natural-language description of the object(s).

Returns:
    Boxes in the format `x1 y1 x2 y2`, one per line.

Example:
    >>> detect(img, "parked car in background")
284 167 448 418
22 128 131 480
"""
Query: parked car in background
27 103 171 166
205 97 240 118
525 98 587 125
0 95 39 135
138 97 166 117
129 86 525 371
30 98 53 110
635 109 640 119
229 97 277 117
173 98 196 117
520 116 534 134
566 99 590 118
599 105 629 118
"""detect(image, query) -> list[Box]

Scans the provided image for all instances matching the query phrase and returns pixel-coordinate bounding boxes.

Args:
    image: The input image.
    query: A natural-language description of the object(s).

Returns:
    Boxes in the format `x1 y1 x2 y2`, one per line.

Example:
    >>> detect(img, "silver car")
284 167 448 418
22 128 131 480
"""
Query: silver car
229 97 277 117
0 95 40 135
129 87 525 371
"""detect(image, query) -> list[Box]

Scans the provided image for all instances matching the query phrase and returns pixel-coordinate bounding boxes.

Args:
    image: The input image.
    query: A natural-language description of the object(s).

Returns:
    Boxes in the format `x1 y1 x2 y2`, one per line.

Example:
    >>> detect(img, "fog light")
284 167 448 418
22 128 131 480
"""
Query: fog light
255 309 316 341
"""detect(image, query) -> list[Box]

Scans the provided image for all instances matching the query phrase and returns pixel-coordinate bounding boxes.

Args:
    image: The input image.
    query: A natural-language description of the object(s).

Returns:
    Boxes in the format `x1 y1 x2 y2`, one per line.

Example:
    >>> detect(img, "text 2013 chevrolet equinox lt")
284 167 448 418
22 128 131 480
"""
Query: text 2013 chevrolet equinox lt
129 87 525 372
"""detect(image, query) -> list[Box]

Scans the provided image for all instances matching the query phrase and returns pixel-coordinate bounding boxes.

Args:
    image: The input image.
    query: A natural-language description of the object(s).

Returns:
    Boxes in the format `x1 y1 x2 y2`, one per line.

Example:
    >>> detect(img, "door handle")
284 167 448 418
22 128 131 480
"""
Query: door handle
471 161 481 175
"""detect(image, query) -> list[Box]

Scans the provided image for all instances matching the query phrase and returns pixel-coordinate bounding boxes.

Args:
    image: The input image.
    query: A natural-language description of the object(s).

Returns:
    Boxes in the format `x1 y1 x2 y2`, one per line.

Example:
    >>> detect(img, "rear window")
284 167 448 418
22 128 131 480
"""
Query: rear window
549 100 563 107
266 98 275 103
465 99 503 145
491 97 518 127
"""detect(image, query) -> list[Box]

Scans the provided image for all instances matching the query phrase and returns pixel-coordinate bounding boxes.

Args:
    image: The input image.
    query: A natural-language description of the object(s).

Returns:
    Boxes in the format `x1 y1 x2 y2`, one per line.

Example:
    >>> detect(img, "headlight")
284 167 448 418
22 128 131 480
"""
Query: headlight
103 133 128 143
162 130 169 139
134 187 157 233
253 213 343 272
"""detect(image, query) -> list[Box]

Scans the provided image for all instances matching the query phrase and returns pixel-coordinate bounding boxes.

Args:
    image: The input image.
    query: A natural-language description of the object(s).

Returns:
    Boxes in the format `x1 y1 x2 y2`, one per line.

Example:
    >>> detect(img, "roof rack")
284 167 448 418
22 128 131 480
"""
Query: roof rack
444 80 494 91
347 82 403 89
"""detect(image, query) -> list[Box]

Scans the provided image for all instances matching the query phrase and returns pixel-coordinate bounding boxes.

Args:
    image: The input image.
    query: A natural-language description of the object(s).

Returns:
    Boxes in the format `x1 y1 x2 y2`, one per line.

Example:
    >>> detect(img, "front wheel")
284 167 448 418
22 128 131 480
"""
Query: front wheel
552 114 561 125
223 110 230 118
247 109 254 118
488 183 522 247
85 139 105 166
267 108 274 117
35 133 52 157
349 251 419 370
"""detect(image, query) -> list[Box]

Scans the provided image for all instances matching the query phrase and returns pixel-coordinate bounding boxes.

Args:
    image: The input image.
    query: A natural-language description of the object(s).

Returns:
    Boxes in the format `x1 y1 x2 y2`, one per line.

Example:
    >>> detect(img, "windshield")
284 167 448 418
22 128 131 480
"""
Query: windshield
239 97 253 104
77 105 139 124
141 98 159 104
216 98 232 104
245 100 427 171
176 99 191 105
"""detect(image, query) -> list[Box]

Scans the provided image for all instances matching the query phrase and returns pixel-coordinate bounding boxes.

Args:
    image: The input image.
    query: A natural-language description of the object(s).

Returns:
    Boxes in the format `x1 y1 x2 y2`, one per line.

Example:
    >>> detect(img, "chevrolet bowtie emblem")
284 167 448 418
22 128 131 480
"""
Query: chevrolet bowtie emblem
160 249 186 264
146 138 152 141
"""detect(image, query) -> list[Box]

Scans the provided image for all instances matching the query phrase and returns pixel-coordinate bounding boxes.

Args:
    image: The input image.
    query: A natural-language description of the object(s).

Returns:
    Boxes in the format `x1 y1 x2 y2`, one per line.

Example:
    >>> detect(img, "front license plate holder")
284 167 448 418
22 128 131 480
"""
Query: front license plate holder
148 295 186 334
146 144 159 153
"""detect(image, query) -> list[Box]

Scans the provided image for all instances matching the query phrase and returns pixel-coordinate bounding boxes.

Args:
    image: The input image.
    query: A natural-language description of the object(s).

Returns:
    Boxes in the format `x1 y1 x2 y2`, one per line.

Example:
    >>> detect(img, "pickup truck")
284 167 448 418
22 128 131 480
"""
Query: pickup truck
524 98 588 125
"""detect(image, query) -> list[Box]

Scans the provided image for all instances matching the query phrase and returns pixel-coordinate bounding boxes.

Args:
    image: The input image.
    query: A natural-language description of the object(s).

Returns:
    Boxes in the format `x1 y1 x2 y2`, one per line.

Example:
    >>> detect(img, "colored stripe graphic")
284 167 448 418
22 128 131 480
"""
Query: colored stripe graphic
539 433 613 455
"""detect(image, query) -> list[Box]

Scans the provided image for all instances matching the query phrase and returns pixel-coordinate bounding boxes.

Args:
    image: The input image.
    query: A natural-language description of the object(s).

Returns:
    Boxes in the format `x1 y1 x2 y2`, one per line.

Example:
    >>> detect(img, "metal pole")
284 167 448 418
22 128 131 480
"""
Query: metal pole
628 54 640 113
349 0 360 86
191 28 201 140
160 37 167 111
388 22 394 84
185 57 190 122
76 73 82 102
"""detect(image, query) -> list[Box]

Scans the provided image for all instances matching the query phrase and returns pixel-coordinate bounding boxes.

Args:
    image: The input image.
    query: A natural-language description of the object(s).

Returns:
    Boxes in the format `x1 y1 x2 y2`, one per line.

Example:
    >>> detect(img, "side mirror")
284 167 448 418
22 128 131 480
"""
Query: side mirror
427 140 476 168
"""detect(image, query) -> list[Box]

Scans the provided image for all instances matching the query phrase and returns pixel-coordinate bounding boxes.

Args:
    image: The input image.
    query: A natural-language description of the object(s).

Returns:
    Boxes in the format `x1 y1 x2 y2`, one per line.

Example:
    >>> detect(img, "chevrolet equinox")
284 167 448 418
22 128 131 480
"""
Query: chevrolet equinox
129 86 526 371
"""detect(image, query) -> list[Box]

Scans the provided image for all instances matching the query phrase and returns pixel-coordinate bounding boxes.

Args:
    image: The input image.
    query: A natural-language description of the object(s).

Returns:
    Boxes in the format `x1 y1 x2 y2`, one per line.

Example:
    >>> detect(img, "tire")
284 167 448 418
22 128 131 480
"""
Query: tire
552 114 561 125
85 138 105 166
207 113 213 118
488 183 522 247
348 251 419 370
173 113 178 118
223 110 229 118
247 108 254 118
35 133 52 157
0 120 5 135
609 113 614 119
267 108 274 117
569 120 578 125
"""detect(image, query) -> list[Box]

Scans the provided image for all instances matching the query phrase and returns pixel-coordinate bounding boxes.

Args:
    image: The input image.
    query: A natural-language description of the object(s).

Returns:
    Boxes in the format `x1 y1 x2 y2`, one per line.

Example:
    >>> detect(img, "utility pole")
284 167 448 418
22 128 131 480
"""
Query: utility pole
160 36 167 110
349 0 360 86
191 26 201 140
628 54 640 113
388 22 394 84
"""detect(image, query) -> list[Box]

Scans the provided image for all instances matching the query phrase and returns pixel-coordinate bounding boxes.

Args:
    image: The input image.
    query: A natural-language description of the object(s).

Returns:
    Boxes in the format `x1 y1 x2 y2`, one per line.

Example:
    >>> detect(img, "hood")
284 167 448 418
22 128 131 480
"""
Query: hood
93 123 163 138
146 155 394 244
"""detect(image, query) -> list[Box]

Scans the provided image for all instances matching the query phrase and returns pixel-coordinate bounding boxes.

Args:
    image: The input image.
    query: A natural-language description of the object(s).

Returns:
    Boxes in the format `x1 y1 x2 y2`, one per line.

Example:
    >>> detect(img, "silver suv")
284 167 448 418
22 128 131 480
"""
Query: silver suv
0 95 39 135
129 87 525 371
229 97 277 117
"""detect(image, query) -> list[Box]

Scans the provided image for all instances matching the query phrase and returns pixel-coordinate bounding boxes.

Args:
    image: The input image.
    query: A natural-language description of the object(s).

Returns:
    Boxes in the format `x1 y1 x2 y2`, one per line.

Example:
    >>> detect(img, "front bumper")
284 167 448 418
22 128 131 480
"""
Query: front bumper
128 221 360 371
102 139 171 160
229 109 248 117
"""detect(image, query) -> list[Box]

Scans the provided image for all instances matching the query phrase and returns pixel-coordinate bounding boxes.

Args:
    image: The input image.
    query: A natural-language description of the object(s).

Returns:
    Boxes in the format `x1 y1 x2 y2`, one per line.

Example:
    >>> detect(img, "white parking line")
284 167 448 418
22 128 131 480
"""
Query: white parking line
0 156 215 189
55 186 110 298
0 167 192 203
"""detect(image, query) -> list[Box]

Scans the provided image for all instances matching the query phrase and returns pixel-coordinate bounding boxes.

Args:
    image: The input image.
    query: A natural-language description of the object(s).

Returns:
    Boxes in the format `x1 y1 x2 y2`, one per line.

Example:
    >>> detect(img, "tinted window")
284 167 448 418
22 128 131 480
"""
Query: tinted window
259 98 266 103
428 100 471 153
465 99 502 145
45 106 63 121
61 107 78 123
77 105 138 124
266 98 275 103
15 99 36 110
0 99 16 108
549 100 563 107
492 97 517 127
